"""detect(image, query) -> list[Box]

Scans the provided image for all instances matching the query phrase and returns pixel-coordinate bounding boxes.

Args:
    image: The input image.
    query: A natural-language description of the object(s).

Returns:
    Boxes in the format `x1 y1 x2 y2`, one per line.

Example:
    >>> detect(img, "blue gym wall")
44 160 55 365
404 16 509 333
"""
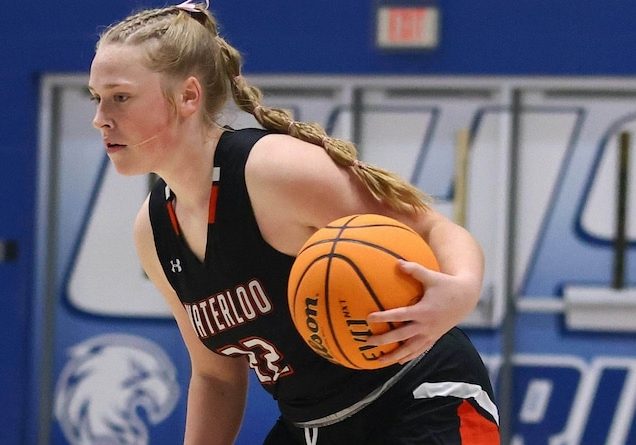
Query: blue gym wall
2 1 636 444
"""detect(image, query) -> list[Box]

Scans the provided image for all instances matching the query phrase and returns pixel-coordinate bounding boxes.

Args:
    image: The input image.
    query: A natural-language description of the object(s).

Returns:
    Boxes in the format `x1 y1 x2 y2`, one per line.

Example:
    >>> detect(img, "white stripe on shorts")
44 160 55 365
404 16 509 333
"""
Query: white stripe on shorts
293 352 427 428
412 381 499 425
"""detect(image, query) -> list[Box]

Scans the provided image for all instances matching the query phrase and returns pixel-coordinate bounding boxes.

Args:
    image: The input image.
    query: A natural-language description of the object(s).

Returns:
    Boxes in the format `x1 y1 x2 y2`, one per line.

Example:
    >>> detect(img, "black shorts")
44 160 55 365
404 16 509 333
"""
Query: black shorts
263 328 499 445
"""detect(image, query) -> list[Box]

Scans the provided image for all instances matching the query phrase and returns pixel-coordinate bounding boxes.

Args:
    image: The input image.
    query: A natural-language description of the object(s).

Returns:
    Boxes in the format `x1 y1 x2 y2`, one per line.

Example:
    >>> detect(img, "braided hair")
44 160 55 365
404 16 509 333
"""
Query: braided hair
97 3 430 212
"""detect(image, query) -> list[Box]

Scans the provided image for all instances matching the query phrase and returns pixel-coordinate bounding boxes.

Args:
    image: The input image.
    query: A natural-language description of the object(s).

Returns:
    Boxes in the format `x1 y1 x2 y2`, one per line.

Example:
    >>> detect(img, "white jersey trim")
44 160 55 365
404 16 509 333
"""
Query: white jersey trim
412 381 500 425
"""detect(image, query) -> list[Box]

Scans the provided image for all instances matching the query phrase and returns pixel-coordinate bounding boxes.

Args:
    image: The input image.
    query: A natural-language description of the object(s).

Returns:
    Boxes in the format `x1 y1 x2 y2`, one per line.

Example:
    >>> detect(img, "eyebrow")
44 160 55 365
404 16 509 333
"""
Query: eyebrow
87 82 133 93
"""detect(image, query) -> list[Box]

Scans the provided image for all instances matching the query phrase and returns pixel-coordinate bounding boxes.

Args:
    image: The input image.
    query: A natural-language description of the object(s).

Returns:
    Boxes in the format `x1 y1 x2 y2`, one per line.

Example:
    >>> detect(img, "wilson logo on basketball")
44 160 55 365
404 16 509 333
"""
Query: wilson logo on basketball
303 296 334 361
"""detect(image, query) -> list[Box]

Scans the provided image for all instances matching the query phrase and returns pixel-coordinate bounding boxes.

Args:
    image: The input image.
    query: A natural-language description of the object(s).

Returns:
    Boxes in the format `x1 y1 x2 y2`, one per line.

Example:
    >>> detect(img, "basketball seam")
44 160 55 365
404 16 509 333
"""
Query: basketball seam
327 253 398 369
290 255 351 366
290 215 421 369
324 219 360 368
297 221 415 256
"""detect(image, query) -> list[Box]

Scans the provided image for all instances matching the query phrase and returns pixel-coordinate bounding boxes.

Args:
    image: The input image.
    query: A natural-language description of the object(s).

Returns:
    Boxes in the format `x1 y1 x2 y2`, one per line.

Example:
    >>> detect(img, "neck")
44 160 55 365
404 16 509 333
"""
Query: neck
157 125 225 211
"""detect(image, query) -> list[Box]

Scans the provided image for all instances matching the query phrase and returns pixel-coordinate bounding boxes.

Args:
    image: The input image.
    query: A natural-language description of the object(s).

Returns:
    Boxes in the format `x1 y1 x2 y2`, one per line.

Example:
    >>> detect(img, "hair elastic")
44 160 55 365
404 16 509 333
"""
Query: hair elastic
175 0 209 13
352 159 367 169
233 75 245 87
288 120 298 133
252 105 264 120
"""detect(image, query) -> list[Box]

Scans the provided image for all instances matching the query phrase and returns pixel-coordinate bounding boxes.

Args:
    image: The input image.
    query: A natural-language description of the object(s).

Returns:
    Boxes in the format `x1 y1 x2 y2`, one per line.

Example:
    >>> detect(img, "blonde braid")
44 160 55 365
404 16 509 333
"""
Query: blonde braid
215 31 429 212
98 8 179 46
98 4 430 211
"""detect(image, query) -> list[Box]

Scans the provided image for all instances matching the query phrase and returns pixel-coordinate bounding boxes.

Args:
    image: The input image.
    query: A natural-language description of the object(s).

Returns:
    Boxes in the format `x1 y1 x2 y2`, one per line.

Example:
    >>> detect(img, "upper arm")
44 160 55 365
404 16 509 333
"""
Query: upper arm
245 134 482 277
133 198 248 381
246 134 389 253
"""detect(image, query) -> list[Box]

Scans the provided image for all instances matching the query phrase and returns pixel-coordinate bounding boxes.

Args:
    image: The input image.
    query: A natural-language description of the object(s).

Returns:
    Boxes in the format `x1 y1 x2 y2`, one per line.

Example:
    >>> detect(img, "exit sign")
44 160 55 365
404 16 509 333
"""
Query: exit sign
376 5 439 49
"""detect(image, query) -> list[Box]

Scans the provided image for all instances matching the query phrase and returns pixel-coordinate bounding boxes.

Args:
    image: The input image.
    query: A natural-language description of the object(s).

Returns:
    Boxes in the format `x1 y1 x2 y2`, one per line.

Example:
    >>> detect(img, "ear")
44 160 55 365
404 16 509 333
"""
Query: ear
177 76 203 118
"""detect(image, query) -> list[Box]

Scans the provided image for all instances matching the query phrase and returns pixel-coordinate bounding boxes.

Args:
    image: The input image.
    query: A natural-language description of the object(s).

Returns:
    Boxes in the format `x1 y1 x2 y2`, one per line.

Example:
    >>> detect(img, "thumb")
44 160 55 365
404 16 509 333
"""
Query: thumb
398 259 439 285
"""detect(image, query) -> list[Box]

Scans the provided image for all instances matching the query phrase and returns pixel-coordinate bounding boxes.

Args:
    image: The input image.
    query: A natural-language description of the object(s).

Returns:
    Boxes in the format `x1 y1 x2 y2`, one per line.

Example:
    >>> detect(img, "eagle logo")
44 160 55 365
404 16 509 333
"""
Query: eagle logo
54 334 180 445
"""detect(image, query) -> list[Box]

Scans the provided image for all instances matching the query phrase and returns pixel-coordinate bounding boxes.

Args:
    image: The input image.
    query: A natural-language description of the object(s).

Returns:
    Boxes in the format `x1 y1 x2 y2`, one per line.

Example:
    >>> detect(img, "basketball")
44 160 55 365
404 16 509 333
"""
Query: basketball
287 214 439 370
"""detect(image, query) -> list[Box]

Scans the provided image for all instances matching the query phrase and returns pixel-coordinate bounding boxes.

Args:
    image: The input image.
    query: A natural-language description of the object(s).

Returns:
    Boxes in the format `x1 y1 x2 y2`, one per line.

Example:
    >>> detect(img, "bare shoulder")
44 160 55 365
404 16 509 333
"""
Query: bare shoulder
246 133 335 184
244 135 317 253
132 197 156 265
245 134 384 254
132 197 174 299
245 134 452 243
133 197 151 243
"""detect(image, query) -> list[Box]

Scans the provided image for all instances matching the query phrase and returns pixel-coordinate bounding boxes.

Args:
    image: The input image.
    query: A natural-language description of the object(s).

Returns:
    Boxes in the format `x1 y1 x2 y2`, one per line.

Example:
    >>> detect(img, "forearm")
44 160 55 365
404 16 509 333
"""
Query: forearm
365 212 486 362
428 221 484 280
184 371 247 445
424 216 485 313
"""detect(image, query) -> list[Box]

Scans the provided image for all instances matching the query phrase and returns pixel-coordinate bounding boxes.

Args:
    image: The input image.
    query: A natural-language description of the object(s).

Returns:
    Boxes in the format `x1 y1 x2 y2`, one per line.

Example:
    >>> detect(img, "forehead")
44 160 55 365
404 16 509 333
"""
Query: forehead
89 44 160 90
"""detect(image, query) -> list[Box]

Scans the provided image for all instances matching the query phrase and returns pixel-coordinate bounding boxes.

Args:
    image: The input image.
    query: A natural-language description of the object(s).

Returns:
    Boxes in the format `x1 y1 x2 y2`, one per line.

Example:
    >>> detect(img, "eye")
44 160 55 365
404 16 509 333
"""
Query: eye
88 94 100 104
114 94 129 103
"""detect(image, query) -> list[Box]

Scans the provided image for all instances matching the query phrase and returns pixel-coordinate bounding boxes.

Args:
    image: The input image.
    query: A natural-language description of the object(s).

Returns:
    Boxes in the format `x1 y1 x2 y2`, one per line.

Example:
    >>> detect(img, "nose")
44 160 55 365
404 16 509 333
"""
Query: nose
92 103 112 130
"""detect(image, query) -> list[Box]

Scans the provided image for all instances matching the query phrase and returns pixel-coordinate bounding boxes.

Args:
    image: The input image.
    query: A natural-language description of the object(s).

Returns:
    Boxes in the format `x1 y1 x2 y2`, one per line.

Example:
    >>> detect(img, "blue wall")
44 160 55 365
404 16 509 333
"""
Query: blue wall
2 1 636 443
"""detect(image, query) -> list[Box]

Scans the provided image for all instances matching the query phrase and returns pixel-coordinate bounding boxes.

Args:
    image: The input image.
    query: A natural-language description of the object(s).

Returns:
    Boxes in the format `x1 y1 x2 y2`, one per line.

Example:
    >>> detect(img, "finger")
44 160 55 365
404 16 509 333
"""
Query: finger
379 340 434 365
398 259 441 284
367 306 414 323
398 349 427 365
376 348 407 365
377 341 423 365
366 323 418 346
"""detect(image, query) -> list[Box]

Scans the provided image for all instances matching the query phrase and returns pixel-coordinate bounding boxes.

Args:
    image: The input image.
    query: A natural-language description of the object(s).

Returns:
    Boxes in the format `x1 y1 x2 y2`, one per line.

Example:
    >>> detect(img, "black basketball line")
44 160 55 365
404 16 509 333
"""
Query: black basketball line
291 254 329 314
291 216 354 320
325 217 406 367
292 216 415 367
294 216 368 367
325 222 412 231
297 218 414 257
292 253 394 368
325 253 397 316
323 221 360 368
290 253 359 368
295 218 419 311
325 253 401 368
300 237 413 263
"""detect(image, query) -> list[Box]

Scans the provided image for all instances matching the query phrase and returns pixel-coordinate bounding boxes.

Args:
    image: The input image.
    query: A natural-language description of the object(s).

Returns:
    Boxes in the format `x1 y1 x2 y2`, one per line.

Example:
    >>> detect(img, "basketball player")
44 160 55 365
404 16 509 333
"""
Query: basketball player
88 1 500 443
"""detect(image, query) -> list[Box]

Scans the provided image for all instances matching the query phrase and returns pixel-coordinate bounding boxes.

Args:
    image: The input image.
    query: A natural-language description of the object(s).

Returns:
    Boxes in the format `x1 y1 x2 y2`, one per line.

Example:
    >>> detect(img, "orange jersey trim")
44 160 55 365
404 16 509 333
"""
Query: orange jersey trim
458 400 500 444
166 202 180 235
208 184 219 224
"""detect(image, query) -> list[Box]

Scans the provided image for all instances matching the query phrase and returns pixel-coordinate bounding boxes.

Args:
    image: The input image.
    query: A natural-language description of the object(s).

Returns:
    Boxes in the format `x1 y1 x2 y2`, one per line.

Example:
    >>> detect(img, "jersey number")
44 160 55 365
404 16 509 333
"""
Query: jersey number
220 337 293 384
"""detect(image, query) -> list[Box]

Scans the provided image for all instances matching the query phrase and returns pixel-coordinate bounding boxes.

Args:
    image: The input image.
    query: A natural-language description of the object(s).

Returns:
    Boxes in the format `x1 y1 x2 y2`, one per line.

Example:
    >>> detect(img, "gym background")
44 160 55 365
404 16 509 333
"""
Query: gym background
2 1 636 444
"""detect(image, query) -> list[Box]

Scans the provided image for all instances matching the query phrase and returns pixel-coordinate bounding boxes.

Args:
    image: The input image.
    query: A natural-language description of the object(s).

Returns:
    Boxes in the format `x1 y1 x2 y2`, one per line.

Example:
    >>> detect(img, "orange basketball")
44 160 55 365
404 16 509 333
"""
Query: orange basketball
287 214 439 370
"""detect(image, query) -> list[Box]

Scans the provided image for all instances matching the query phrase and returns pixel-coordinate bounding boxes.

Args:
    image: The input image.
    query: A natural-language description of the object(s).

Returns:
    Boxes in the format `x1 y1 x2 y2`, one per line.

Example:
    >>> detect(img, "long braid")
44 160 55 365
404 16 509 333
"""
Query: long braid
219 38 429 211
98 3 430 213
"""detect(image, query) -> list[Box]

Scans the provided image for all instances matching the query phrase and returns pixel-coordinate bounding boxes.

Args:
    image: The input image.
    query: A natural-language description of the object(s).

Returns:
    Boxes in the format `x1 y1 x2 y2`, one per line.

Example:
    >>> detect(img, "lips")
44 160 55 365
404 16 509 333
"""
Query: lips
105 142 127 154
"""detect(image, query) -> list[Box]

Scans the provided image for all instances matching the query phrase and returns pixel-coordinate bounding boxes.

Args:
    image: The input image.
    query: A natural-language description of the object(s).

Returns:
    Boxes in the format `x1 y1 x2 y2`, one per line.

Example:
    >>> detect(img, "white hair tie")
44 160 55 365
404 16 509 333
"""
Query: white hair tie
175 0 209 13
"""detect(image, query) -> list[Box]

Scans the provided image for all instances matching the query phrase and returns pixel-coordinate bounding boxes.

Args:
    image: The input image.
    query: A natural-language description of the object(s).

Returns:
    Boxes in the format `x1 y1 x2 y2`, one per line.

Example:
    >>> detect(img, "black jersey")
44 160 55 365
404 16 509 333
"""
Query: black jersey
148 128 404 423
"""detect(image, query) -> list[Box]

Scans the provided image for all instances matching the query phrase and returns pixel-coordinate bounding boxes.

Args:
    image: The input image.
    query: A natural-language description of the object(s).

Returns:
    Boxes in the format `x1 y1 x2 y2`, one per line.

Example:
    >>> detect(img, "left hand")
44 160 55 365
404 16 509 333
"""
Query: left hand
365 259 481 365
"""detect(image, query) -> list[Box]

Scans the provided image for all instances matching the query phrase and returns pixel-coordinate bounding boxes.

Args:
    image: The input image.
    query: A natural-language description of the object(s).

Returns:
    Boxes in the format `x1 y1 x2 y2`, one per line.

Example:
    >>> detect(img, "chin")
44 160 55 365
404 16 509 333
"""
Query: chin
109 159 149 177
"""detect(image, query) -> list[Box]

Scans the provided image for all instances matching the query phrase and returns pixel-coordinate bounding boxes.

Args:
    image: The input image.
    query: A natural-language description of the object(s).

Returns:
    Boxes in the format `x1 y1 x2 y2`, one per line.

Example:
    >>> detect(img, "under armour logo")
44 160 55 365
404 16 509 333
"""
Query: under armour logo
170 259 183 273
